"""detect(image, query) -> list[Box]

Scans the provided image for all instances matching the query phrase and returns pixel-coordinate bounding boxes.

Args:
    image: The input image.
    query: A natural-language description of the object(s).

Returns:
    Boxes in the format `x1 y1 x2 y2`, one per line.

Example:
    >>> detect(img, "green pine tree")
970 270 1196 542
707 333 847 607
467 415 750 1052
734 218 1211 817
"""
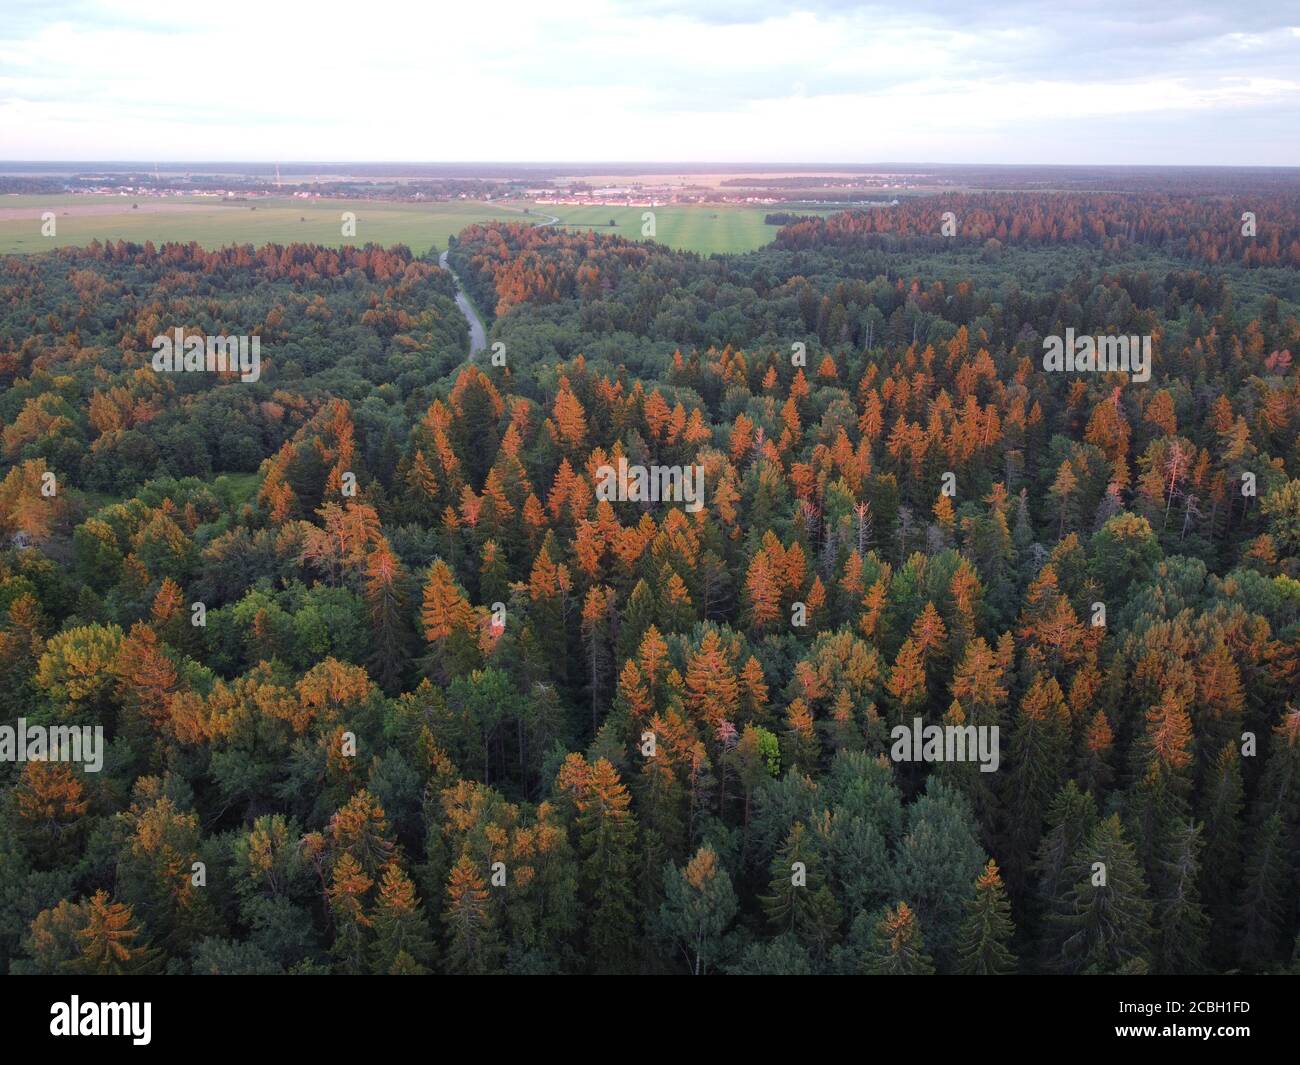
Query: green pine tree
574 759 640 974
761 821 841 952
656 846 739 975
957 859 1018 974
370 862 434 974
1153 819 1209 974
1199 742 1244 965
1237 813 1289 969
1053 814 1154 974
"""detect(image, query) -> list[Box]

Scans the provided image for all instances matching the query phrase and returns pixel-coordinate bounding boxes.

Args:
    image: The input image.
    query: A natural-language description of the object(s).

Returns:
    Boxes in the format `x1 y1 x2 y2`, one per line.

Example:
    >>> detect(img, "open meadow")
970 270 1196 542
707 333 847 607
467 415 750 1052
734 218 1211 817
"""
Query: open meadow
0 194 835 257
0 195 533 256
538 203 833 255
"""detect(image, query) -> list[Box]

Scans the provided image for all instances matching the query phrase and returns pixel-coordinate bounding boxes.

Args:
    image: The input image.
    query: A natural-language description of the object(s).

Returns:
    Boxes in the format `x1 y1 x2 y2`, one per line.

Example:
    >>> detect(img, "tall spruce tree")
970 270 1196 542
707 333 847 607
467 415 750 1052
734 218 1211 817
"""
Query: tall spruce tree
957 859 1018 974
1054 815 1154 974
761 821 841 953
1153 819 1209 974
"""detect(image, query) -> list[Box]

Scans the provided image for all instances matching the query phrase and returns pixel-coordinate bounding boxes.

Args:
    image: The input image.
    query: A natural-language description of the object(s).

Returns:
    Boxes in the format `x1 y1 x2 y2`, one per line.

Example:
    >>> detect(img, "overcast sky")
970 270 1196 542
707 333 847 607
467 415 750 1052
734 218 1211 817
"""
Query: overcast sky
1 0 1298 164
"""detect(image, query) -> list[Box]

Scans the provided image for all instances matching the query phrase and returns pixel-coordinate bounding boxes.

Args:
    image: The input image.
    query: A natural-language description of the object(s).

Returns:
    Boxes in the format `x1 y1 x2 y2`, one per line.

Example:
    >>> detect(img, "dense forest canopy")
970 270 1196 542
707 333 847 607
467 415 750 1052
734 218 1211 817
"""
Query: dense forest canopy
1 189 1298 976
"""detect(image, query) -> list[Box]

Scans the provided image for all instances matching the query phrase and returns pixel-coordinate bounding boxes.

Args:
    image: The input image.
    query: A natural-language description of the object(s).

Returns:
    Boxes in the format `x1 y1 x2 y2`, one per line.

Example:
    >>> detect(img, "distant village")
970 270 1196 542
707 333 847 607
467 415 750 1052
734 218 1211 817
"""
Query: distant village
525 176 916 208
37 172 918 208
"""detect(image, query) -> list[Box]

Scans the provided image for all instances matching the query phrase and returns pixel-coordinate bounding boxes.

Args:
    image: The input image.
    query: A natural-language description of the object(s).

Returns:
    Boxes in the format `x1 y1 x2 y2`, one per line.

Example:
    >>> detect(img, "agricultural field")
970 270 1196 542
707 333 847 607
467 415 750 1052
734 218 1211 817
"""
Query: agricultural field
0 194 836 257
0 195 531 256
541 203 836 255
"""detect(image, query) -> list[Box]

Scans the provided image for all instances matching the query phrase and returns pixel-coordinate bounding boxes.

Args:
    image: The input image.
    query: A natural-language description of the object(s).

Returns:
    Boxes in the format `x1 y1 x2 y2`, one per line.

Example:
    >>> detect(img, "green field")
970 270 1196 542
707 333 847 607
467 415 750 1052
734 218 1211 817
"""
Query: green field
0 194 832 258
0 195 534 257
541 204 838 255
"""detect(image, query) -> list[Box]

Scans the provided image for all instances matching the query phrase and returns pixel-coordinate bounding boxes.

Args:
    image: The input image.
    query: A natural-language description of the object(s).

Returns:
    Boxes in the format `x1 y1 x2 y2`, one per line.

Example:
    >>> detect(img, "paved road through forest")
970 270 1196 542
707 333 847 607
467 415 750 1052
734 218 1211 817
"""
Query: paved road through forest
437 211 559 358
438 249 487 357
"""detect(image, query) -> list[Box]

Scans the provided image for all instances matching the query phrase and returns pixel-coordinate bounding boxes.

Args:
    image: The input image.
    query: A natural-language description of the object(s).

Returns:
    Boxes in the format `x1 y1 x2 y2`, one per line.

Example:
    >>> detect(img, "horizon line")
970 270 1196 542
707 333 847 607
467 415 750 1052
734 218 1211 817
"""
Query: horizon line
3 160 1300 171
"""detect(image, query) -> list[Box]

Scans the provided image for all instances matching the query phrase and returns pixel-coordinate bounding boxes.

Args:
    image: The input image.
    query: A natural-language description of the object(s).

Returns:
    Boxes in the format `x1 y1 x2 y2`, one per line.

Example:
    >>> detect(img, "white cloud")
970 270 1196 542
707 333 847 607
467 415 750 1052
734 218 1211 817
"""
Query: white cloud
0 0 1296 162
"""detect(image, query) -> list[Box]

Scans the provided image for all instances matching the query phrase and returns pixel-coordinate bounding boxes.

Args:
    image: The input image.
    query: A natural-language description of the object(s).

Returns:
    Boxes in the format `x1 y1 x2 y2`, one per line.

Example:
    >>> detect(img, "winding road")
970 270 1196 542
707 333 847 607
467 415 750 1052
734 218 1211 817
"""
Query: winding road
438 249 487 357
438 210 558 359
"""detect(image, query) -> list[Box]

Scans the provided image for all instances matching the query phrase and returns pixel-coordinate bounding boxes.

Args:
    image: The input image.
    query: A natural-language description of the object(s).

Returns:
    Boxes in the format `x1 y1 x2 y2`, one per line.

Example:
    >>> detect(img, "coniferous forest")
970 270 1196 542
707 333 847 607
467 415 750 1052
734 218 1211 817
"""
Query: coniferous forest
2 181 1299 980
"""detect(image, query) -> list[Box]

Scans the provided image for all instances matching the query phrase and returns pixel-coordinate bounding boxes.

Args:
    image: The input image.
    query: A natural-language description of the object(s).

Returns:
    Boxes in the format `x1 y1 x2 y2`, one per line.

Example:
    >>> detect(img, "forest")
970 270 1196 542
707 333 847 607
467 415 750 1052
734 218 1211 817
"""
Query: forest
1 189 1298 976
